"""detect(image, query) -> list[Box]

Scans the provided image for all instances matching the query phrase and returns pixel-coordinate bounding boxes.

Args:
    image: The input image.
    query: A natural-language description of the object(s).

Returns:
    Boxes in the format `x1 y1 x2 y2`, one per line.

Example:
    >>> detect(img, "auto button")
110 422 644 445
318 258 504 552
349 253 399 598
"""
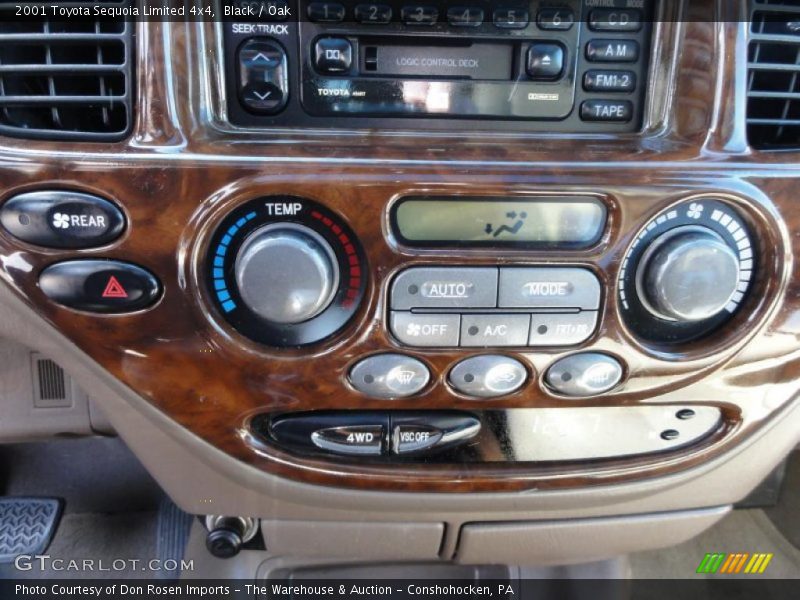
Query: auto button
349 354 430 399
391 267 498 310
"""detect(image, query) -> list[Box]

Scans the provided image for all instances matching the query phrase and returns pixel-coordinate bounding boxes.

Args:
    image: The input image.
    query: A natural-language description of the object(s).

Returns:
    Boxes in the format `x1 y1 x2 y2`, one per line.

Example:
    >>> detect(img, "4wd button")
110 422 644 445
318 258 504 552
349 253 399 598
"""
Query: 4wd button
498 267 601 310
1 190 125 249
311 424 384 456
39 260 161 314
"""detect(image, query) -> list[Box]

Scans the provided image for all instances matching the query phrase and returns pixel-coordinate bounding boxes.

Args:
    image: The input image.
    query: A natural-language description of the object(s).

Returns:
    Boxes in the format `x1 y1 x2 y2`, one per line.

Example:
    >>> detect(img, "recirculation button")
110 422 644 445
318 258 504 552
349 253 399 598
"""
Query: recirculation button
38 260 161 314
0 190 125 249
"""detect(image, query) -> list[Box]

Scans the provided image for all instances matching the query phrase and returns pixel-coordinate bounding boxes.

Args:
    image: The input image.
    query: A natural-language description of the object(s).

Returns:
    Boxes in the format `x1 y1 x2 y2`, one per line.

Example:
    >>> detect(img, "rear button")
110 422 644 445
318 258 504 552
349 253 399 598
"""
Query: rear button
39 260 161 314
1 190 125 249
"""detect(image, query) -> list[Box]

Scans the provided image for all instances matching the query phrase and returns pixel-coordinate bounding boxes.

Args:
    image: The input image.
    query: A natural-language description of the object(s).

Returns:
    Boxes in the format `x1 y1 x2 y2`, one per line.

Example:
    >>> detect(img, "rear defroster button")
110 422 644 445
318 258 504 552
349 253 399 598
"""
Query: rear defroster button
545 352 623 397
349 354 430 399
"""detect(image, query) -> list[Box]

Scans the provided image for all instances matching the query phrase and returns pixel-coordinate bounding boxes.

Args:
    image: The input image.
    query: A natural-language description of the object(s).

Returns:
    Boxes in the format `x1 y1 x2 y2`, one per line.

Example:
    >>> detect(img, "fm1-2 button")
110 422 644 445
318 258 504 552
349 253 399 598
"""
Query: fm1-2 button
38 260 161 314
545 353 623 397
449 355 528 398
1 190 125 249
314 37 353 73
349 354 430 398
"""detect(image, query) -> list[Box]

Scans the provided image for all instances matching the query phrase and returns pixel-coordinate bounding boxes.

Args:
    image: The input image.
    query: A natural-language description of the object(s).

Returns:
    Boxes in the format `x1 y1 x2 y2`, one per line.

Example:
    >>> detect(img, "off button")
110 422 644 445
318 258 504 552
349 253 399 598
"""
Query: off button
390 312 460 347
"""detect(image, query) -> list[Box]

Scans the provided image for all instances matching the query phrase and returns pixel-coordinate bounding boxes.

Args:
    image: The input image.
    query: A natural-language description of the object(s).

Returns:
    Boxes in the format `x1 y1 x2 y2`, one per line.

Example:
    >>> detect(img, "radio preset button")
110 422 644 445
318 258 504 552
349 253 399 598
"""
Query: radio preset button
391 267 498 310
401 5 438 25
580 100 633 122
391 312 460 347
586 40 640 62
545 353 623 397
498 268 601 310
447 6 484 27
461 314 530 347
583 70 636 92
307 2 346 22
355 3 392 24
537 8 574 30
349 354 430 399
493 8 529 29
526 43 565 80
589 9 643 32
314 37 353 73
529 312 598 346
449 355 528 398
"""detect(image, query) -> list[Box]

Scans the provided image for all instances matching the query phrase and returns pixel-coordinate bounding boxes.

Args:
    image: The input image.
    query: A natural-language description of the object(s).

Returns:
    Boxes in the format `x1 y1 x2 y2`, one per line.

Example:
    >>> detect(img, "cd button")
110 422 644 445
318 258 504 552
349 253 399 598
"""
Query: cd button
493 8 529 29
314 37 353 73
498 268 601 310
355 3 392 24
586 40 640 62
537 8 574 30
461 314 530 347
401 5 438 25
529 312 598 346
526 43 564 80
391 267 498 310
307 2 346 22
391 312 460 347
580 100 633 122
589 8 643 32
447 6 484 27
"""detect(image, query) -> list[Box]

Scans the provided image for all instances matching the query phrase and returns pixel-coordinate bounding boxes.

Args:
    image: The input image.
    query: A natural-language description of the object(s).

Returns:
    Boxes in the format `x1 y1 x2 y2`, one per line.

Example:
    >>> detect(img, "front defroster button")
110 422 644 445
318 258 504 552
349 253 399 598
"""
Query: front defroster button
349 353 430 398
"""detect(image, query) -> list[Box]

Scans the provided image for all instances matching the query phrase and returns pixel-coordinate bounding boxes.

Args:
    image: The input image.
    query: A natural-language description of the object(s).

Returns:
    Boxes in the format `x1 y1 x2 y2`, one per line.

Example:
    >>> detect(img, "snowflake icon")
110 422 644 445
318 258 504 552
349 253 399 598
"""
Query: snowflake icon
52 213 70 229
687 203 704 219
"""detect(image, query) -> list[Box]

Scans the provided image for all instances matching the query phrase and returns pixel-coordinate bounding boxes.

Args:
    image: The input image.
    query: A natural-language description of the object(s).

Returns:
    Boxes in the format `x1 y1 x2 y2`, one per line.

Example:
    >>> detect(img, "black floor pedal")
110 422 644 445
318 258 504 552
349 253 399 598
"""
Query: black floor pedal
0 498 62 563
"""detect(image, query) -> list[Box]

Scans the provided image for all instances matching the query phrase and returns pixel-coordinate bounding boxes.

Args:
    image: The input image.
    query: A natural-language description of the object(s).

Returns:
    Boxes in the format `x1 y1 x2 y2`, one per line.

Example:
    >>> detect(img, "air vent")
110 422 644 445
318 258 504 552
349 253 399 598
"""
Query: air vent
748 0 800 149
30 353 72 408
0 2 134 141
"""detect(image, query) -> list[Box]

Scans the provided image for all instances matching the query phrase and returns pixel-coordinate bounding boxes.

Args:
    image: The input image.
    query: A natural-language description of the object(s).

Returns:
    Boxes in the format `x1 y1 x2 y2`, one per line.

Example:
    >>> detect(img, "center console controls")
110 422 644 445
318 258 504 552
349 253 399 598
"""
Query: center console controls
223 0 654 132
389 266 601 348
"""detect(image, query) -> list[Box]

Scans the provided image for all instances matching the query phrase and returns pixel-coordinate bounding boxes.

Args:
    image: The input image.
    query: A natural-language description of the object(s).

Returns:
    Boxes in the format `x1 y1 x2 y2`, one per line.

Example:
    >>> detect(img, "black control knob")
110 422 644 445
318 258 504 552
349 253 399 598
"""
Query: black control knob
636 226 740 322
205 517 249 559
234 223 339 325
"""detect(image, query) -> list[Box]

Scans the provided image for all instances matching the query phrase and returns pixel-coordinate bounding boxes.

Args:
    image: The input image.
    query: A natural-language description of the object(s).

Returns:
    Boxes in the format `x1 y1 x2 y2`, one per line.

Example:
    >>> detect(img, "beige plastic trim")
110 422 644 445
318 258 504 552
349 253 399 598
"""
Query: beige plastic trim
455 506 730 566
0 283 798 532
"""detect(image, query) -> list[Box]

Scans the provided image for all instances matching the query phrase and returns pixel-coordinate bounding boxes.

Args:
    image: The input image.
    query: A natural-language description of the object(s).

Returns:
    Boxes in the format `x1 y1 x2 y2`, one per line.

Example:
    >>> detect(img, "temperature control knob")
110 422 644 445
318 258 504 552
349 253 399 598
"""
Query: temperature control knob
207 196 366 347
618 199 755 344
636 227 740 322
235 223 339 325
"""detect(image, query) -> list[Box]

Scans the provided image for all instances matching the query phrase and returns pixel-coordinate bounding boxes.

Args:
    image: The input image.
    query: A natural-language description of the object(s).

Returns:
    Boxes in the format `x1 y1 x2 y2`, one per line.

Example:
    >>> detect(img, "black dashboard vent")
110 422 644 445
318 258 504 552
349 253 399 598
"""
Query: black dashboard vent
0 2 134 141
748 0 800 149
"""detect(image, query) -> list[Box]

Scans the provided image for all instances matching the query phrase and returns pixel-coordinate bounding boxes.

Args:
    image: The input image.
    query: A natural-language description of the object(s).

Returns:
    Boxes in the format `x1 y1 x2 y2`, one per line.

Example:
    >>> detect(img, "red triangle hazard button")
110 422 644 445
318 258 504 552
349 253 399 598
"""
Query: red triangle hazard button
102 275 128 299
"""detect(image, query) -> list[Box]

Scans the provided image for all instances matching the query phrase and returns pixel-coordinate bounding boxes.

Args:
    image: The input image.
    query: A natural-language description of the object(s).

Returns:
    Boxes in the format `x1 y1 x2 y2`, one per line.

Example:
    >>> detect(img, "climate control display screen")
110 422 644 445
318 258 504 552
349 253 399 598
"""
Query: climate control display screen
391 196 606 248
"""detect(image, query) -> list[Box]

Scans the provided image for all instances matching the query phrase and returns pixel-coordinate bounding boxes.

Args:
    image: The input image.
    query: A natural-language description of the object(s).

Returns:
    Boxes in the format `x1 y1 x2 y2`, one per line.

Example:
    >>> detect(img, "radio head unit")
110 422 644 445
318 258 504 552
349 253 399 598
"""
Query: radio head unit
224 0 653 132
